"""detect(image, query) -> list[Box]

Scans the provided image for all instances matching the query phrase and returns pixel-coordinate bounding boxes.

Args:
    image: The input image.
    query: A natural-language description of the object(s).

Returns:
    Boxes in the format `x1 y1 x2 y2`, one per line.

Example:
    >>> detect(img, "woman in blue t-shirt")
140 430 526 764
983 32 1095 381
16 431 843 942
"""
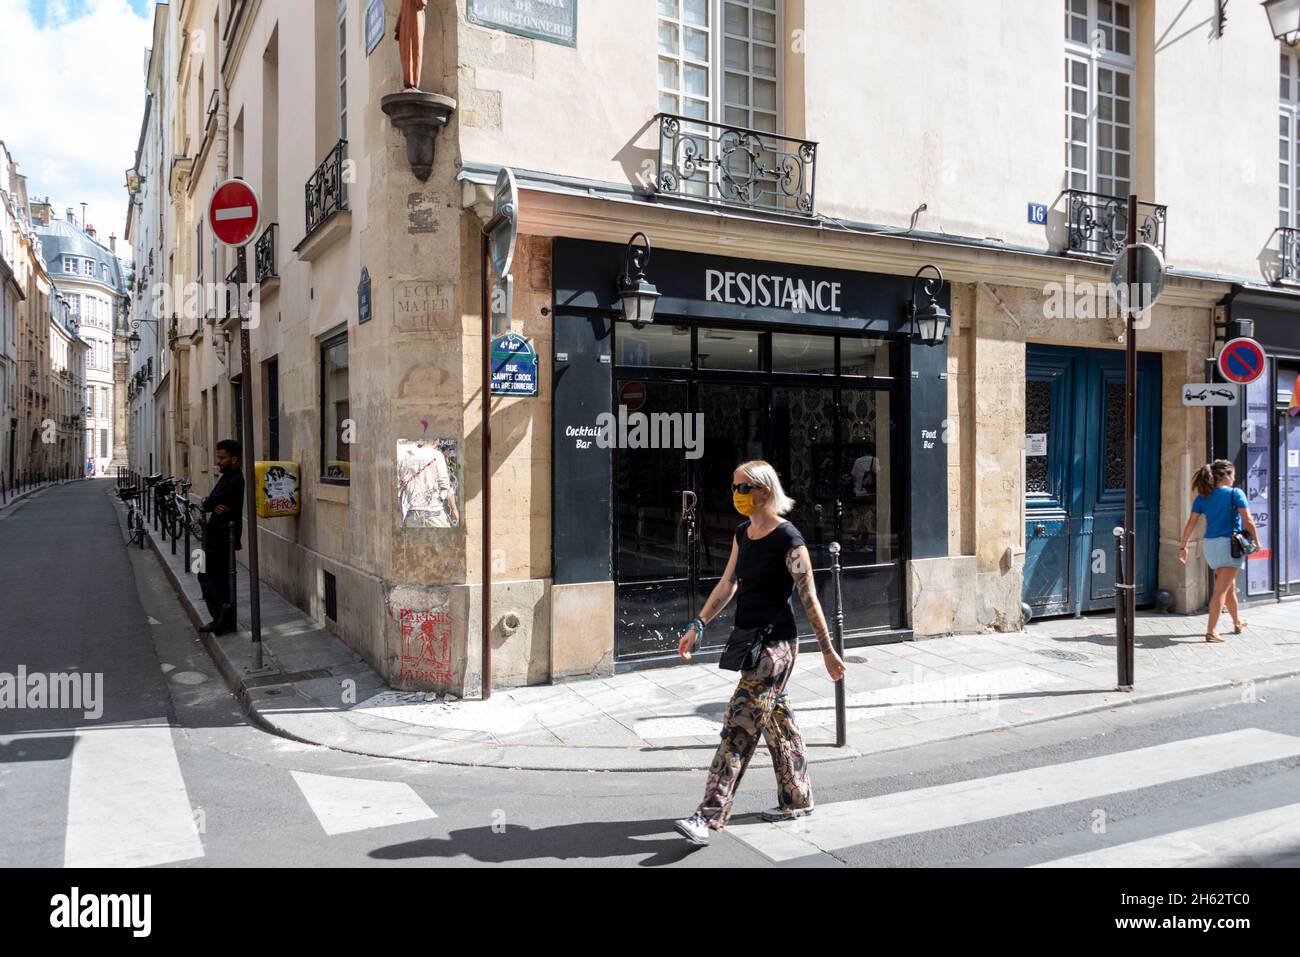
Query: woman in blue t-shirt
1178 459 1259 642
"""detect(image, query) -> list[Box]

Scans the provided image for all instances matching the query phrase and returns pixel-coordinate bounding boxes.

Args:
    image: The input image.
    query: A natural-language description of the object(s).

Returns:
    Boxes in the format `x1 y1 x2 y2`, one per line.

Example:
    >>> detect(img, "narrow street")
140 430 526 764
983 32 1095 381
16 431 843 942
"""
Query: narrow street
2 481 1298 869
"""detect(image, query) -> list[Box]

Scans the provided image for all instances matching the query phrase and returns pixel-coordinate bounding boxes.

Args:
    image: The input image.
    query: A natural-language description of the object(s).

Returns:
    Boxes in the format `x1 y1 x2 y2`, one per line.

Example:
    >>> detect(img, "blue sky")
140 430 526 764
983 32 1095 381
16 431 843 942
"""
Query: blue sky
28 0 154 28
0 1 156 251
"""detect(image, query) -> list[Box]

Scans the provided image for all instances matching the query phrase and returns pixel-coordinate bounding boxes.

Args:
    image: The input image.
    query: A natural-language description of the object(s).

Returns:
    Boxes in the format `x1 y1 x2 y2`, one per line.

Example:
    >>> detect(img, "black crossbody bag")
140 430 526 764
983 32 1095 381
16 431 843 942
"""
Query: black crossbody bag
1230 530 1258 559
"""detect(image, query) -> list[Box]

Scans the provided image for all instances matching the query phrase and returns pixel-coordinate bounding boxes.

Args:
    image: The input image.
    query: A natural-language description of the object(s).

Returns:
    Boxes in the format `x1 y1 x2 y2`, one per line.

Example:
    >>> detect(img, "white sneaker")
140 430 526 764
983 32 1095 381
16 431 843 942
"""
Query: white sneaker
674 813 710 845
760 806 813 823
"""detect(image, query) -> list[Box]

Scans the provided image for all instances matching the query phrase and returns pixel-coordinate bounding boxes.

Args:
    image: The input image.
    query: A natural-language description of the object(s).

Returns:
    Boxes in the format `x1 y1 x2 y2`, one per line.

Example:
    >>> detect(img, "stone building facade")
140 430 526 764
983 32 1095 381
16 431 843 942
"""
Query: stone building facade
132 0 1298 695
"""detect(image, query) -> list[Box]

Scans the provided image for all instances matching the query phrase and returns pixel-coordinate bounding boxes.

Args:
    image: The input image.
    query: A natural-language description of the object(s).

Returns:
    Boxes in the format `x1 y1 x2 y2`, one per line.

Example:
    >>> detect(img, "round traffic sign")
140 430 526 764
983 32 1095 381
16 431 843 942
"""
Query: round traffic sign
1109 242 1166 314
490 167 518 278
1217 337 1266 385
208 179 261 248
618 380 646 412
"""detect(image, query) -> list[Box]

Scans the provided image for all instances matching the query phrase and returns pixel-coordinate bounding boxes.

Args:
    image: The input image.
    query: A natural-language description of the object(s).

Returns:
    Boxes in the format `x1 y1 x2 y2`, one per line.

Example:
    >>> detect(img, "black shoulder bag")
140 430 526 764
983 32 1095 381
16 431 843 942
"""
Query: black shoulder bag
719 616 779 672
1230 531 1258 559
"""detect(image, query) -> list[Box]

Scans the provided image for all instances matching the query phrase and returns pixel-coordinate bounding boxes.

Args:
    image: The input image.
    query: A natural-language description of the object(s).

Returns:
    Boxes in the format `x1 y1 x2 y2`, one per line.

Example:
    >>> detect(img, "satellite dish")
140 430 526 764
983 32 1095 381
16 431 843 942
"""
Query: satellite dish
490 167 518 279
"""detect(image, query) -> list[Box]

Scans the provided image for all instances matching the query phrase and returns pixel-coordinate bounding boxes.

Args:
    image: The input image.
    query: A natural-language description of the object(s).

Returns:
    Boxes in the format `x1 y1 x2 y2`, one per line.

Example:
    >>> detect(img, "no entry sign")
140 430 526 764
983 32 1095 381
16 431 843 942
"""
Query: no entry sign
618 380 646 412
1217 337 1266 385
208 179 261 247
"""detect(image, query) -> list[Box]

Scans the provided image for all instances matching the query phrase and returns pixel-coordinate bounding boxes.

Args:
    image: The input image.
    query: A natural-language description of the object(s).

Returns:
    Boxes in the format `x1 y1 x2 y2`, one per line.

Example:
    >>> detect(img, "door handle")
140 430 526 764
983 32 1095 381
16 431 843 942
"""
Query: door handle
680 490 697 521
1034 523 1046 535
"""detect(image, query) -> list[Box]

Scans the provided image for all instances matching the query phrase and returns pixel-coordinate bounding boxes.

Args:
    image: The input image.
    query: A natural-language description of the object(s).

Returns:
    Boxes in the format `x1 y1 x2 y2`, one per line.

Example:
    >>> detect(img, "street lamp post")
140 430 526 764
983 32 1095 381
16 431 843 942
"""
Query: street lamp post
905 265 952 346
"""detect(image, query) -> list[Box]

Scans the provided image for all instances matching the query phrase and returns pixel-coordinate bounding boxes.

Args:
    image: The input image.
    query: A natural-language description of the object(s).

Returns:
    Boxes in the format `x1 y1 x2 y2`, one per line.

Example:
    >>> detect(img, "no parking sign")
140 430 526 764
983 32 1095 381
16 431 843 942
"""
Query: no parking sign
1217 337 1266 385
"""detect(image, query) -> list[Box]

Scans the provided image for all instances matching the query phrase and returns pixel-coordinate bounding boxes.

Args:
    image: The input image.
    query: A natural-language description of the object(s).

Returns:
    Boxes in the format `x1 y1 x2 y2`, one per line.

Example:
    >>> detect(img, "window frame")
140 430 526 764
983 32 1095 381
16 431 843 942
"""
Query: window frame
1064 0 1136 198
319 329 350 485
656 0 783 133
1280 48 1300 227
337 0 349 141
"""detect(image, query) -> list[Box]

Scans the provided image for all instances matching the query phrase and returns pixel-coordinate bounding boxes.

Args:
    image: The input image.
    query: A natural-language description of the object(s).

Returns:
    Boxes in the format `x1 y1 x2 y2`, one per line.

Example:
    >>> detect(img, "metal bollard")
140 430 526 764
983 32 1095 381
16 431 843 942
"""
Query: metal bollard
184 508 191 576
227 519 238 632
828 541 848 748
1113 526 1132 689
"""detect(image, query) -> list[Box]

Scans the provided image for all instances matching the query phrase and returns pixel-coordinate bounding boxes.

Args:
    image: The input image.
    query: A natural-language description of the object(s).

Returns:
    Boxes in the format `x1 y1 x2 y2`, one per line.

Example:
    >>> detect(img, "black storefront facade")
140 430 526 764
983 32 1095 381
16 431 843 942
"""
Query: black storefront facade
1219 286 1300 603
551 238 949 669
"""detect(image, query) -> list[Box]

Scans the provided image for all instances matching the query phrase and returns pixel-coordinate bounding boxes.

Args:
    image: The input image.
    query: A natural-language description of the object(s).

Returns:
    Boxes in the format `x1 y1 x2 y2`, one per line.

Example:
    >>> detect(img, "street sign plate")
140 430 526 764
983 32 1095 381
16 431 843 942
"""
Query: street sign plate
1109 242 1166 314
490 331 537 396
1181 382 1239 407
1217 337 1267 385
208 178 261 248
490 167 518 278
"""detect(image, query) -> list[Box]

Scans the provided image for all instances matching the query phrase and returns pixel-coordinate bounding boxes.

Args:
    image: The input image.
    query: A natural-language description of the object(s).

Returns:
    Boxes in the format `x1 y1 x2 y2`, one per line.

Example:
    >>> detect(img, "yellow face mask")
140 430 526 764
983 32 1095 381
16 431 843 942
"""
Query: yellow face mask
732 491 756 516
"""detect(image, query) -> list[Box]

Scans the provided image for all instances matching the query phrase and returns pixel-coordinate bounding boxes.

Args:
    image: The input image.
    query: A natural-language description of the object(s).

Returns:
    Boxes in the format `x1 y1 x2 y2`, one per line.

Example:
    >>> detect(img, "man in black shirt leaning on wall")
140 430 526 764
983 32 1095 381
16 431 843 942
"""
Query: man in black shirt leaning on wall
198 438 245 635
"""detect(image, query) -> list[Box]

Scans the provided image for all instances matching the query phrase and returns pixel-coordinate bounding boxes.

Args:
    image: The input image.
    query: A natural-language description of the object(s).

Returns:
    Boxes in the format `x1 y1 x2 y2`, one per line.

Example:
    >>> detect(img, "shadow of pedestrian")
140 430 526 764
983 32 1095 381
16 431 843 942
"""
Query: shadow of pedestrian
369 820 703 866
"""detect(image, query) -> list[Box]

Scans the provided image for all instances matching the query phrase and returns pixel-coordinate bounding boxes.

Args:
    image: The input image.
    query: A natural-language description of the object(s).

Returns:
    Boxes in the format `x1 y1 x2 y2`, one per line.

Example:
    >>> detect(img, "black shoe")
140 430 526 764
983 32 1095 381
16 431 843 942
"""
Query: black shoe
198 620 220 634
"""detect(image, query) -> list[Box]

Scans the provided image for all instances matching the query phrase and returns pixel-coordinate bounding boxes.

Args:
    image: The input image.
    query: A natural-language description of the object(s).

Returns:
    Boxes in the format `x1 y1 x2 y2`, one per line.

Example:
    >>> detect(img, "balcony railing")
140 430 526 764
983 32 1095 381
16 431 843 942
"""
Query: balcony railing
1276 227 1300 285
254 222 278 283
1064 189 1167 258
654 113 817 216
305 140 348 236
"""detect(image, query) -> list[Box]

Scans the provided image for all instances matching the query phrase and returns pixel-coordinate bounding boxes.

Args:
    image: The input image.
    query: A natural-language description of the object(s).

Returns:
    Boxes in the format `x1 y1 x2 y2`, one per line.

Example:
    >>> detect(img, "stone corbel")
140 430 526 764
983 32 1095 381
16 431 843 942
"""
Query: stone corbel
381 92 457 182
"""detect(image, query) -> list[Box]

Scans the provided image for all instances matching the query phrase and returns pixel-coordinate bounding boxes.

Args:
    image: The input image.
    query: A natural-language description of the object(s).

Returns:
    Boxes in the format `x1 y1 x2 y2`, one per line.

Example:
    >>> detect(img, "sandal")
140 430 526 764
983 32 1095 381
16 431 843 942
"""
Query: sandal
1206 631 1225 643
1233 619 1249 635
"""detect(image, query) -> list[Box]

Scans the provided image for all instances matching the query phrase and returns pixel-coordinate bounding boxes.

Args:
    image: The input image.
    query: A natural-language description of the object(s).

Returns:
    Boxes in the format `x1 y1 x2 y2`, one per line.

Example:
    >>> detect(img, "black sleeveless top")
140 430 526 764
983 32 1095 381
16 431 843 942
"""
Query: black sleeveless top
733 520 806 642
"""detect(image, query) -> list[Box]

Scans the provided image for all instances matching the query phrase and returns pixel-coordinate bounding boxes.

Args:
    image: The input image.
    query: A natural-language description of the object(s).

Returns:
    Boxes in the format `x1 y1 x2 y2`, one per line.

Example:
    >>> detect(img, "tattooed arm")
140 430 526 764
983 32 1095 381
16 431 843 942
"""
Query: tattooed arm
678 537 740 660
786 544 846 680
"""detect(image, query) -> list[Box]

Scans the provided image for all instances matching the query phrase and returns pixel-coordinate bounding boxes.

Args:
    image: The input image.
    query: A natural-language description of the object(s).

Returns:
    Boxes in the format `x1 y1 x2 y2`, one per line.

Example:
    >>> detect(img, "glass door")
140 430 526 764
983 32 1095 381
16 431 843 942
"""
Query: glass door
614 380 692 660
694 383 767 648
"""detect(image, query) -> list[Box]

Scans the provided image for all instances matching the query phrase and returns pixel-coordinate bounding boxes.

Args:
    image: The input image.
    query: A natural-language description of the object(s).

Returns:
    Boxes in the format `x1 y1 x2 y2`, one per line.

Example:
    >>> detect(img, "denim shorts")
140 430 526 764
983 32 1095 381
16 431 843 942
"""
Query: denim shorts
1203 536 1245 571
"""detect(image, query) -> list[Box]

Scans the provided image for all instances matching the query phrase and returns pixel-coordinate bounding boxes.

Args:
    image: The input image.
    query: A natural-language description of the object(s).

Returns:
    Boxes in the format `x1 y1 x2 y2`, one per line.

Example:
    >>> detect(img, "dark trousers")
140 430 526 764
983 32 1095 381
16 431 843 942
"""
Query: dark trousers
198 538 234 626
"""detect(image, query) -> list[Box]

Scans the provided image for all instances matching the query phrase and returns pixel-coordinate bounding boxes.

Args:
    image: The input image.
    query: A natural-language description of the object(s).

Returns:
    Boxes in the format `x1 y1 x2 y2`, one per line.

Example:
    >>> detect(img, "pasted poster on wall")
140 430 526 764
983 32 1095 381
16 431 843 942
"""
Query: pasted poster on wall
398 607 453 687
255 461 301 517
397 438 462 528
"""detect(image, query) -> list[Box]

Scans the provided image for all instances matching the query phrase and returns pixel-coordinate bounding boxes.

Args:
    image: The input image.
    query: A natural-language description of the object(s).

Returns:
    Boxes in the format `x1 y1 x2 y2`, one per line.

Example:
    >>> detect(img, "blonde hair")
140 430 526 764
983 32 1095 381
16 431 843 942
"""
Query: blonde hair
737 460 796 516
1192 459 1234 498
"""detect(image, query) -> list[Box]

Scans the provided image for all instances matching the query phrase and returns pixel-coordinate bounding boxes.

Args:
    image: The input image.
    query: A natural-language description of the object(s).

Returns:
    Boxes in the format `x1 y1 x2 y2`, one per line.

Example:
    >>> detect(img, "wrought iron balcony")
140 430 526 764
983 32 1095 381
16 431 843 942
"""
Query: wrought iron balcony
254 222 277 283
654 113 817 217
1064 190 1167 258
1276 227 1300 285
305 140 348 236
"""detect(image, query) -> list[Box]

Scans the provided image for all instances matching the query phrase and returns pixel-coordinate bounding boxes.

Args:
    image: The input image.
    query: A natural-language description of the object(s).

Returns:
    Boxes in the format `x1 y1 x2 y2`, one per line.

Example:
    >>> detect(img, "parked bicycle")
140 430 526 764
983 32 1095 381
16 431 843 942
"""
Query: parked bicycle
166 478 206 543
117 485 147 549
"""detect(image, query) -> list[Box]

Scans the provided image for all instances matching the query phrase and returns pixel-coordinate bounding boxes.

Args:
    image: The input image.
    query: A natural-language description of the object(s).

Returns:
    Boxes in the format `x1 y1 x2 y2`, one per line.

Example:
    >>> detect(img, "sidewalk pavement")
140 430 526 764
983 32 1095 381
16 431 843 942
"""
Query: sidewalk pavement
117 488 1300 772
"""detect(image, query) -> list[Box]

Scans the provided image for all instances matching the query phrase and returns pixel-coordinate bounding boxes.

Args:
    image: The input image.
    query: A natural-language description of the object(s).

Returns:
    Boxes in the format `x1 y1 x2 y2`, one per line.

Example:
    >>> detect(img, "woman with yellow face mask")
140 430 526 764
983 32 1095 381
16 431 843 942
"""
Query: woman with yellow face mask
673 461 846 846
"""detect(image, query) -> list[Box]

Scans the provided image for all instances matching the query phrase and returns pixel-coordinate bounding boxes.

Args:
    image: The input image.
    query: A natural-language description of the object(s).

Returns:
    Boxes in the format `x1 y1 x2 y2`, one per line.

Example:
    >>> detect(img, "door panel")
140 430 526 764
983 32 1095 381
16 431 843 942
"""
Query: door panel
1024 346 1160 616
614 380 690 660
694 383 766 647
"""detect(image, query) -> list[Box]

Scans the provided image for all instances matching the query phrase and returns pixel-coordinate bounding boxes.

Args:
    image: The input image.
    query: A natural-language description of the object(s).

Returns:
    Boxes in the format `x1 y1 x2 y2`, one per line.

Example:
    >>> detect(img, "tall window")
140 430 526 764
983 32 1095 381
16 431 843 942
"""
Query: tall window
657 0 780 132
337 0 348 140
1280 49 1300 226
99 428 107 458
1064 0 1134 197
320 331 349 483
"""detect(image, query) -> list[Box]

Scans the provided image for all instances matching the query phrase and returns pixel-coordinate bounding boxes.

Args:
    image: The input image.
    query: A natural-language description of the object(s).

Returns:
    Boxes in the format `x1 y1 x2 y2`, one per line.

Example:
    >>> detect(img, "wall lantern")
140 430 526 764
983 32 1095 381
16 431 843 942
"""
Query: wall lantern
906 264 951 346
617 232 661 329
1264 0 1300 42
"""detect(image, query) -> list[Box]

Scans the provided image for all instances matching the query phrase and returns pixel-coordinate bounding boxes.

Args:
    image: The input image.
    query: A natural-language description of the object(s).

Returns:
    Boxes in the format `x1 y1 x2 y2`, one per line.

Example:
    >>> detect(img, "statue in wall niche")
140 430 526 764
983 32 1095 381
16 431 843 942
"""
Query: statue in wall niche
395 0 428 92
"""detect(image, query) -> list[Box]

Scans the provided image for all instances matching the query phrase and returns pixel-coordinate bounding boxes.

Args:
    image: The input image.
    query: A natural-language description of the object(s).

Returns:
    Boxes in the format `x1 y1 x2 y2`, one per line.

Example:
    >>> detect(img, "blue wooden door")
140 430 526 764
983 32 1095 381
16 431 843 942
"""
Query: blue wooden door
1024 346 1161 616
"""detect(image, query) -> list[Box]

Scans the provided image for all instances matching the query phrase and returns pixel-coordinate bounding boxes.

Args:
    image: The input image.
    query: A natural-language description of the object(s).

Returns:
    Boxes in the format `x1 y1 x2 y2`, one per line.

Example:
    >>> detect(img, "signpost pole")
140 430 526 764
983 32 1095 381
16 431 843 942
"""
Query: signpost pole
237 246 263 668
1121 194 1138 690
480 230 493 700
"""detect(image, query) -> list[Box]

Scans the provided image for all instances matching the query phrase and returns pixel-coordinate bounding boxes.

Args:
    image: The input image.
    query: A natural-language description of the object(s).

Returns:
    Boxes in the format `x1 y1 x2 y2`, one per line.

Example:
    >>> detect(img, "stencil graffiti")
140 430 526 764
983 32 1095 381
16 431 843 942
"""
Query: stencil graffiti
398 607 453 686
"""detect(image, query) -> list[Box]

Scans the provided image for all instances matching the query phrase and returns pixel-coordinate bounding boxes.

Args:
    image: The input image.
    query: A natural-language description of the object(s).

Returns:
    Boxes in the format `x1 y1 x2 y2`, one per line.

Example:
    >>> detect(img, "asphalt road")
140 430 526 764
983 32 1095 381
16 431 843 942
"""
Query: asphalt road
2 480 1299 868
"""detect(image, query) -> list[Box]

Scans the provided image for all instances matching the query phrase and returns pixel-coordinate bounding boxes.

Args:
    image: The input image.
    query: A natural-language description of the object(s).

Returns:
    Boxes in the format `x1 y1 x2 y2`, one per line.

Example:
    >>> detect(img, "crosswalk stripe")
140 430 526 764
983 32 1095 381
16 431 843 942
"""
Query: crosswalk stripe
726 728 1300 862
291 771 437 836
1032 801 1300 867
64 723 204 868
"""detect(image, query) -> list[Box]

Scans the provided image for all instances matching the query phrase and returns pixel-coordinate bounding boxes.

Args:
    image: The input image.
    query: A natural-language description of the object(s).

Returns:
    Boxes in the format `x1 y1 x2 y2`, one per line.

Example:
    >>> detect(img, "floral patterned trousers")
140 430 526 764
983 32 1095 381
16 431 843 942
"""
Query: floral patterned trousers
696 638 813 830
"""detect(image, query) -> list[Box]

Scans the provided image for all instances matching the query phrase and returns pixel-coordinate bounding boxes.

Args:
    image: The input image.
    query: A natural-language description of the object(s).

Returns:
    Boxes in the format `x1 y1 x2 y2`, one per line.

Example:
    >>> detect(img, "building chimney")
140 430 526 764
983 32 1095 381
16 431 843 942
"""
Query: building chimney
86 223 96 239
66 208 75 223
109 233 116 253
